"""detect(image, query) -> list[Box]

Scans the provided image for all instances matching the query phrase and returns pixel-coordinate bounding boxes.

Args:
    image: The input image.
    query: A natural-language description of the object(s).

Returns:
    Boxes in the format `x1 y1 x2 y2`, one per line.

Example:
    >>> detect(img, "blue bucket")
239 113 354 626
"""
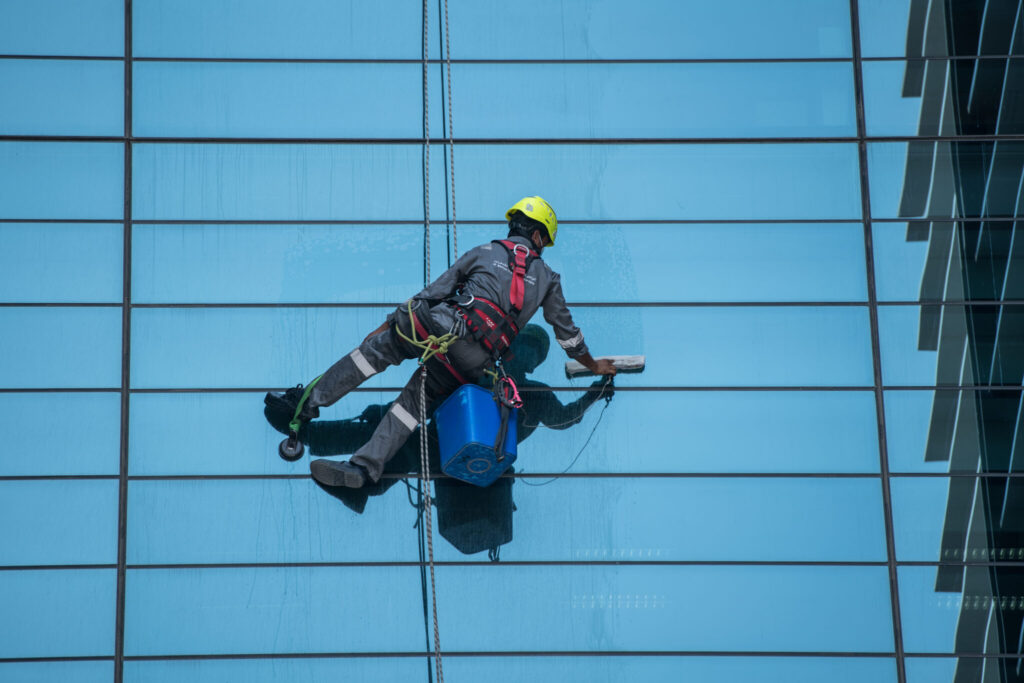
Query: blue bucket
435 384 517 487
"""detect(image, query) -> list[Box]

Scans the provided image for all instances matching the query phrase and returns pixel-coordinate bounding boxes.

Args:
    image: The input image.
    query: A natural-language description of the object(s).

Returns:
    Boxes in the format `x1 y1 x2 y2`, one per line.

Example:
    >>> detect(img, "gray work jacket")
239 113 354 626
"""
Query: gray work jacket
411 235 588 358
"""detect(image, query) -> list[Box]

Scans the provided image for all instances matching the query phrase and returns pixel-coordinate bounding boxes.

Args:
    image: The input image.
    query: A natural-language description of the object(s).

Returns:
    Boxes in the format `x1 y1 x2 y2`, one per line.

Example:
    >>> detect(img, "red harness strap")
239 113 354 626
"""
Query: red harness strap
496 239 536 315
453 240 539 360
410 311 468 385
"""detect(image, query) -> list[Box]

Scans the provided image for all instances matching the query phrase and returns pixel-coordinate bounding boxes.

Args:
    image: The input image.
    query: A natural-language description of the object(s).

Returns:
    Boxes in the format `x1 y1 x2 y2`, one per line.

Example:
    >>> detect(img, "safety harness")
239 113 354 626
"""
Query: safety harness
453 240 539 360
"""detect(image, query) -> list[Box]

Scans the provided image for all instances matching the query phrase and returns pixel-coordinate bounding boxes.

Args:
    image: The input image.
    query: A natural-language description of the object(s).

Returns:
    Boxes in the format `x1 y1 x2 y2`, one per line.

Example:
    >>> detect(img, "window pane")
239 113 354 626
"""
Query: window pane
125 656 896 683
484 223 868 303
0 481 118 565
878 305 1024 386
899 565 1024 654
860 0 1024 58
133 62 420 138
126 477 886 564
0 393 120 476
862 60 932 137
133 0 420 59
894 474 1024 563
885 389 1023 474
0 307 122 388
0 662 113 683
131 390 879 476
448 144 862 222
130 306 874 389
132 224 423 304
0 0 122 56
439 0 852 59
447 63 855 138
1 223 122 303
0 60 122 135
0 569 115 657
868 141 1024 220
873 220 1024 303
132 143 863 222
131 143 424 221
124 565 893 655
0 142 123 220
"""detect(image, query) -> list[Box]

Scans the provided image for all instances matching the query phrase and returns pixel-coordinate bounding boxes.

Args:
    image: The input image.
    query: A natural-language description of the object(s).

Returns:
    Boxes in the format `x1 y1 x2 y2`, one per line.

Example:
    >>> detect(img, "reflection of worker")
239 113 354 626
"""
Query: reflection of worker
279 196 617 489
498 325 613 441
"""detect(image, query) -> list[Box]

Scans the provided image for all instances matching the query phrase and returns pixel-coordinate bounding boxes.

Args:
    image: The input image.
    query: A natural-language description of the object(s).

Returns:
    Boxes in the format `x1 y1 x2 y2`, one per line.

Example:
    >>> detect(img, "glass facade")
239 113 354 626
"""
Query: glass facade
2 1 1023 682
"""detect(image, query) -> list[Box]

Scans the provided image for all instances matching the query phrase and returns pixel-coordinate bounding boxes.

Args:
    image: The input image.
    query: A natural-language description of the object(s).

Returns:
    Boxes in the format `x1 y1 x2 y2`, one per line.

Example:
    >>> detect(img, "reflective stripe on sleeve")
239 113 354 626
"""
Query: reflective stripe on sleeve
349 349 377 378
390 402 419 431
557 330 584 350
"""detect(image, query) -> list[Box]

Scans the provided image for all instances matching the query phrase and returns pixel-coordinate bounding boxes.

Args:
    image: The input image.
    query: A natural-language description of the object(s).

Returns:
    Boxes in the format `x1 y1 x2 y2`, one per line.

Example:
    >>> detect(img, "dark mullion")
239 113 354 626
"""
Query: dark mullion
2 217 1020 225
5 53 1024 64
113 2 132 682
9 134 1024 144
849 1 906 681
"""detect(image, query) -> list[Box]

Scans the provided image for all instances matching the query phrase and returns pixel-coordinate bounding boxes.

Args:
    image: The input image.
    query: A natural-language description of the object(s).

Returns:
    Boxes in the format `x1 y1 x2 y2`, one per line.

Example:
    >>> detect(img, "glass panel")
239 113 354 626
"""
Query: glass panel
131 143 424 221
0 393 120 476
0 60 122 136
0 480 118 565
0 0 123 56
899 565 1024 655
894 474 1024 563
0 142 123 220
0 307 122 388
447 63 855 138
0 662 113 683
124 565 893 655
447 144 862 222
125 656 897 683
133 0 421 59
438 0 852 59
872 223 933 302
127 477 885 564
869 141 1024 221
132 390 879 476
133 62 420 138
0 569 115 657
878 304 1024 386
132 143 863 222
862 60 931 137
860 0 1024 58
904 658 958 683
874 220 1024 303
131 224 423 304
130 306 874 389
478 223 869 303
885 389 1024 474
131 223 869 305
1 223 122 303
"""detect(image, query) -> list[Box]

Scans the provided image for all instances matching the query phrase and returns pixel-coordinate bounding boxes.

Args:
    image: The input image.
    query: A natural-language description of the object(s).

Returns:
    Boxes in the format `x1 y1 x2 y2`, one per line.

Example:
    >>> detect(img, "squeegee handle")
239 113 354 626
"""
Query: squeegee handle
564 355 646 379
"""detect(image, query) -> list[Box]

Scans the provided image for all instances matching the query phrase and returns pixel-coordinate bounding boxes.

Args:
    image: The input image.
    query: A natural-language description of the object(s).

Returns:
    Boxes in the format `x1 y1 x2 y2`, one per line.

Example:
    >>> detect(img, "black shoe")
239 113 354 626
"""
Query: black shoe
310 459 369 488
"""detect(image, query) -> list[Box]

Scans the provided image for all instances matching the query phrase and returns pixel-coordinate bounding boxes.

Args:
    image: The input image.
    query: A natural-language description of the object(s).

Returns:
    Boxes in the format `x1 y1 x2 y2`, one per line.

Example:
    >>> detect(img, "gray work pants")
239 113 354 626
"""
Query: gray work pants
307 301 491 481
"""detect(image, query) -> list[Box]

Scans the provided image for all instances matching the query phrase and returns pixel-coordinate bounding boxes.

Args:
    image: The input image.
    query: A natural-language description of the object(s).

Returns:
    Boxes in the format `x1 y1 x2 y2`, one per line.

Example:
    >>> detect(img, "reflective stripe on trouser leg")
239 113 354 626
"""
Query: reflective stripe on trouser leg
308 328 416 411
350 374 435 481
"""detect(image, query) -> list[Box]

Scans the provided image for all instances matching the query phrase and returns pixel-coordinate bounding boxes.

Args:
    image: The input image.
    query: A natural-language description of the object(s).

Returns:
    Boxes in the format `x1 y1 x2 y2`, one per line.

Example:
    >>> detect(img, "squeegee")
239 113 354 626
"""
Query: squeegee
564 355 647 379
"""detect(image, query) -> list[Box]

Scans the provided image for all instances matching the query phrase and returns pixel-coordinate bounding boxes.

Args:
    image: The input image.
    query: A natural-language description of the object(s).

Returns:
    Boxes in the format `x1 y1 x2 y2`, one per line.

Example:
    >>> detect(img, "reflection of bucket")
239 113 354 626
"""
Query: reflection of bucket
435 384 517 487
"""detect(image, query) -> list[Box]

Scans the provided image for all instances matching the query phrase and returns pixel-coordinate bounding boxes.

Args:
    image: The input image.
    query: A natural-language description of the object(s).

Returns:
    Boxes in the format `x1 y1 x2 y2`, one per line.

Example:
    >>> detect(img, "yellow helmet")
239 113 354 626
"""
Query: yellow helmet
505 196 558 247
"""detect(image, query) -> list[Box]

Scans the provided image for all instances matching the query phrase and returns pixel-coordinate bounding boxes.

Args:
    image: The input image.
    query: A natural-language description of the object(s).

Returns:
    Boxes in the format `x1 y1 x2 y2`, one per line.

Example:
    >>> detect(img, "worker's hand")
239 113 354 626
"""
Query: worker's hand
593 358 618 376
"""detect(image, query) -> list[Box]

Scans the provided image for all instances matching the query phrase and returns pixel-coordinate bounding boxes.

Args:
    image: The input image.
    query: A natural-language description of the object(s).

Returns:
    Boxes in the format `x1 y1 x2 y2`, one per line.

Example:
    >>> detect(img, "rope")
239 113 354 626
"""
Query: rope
393 301 459 365
442 0 457 259
419 366 444 683
421 1 443 679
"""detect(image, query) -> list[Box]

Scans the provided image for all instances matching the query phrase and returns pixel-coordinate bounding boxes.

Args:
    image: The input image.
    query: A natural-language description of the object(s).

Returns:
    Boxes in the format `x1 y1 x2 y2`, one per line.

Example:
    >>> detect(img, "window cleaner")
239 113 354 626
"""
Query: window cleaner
268 196 619 488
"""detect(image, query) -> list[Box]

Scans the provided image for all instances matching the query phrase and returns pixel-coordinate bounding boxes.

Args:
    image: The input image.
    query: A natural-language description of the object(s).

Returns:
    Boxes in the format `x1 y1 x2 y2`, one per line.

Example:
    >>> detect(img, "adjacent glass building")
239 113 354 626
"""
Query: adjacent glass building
2 0 1023 681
